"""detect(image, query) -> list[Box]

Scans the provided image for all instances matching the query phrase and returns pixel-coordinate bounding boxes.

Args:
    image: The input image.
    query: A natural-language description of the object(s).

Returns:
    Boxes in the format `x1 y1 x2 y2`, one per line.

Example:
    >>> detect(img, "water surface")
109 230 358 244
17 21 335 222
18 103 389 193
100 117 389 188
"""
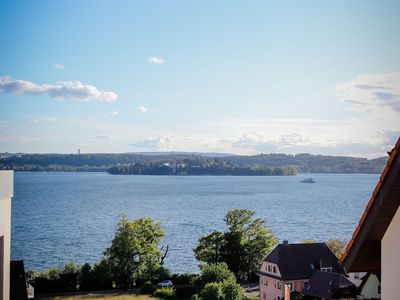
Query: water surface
11 172 378 273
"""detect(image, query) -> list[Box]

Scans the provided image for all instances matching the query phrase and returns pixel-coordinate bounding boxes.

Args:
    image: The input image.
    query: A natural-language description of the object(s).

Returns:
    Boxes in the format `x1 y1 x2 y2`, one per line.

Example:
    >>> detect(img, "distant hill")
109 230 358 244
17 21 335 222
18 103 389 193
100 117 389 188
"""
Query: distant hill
0 152 388 173
221 153 387 174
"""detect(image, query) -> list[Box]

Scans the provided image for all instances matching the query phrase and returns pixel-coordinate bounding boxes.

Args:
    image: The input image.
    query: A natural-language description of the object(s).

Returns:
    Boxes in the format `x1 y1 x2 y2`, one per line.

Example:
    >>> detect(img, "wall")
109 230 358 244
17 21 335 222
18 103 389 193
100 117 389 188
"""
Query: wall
0 171 13 300
360 274 380 299
382 205 400 300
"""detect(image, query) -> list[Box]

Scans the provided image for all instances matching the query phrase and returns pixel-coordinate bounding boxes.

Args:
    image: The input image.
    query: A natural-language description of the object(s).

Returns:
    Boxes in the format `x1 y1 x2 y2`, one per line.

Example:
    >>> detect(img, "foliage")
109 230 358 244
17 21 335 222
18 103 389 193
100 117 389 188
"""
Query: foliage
108 159 297 176
105 215 165 289
195 231 226 265
199 282 224 300
50 294 155 300
140 281 157 295
28 262 79 294
300 239 317 243
221 281 244 300
326 239 347 258
154 287 177 300
171 273 198 285
175 285 196 299
1 152 386 173
193 263 236 292
194 209 277 280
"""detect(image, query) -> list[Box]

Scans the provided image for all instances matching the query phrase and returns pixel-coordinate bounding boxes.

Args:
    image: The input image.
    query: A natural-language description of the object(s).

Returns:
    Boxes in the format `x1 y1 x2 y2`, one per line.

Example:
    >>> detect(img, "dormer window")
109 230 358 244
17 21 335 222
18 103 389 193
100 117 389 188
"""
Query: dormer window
273 266 277 273
321 267 332 272
268 265 271 272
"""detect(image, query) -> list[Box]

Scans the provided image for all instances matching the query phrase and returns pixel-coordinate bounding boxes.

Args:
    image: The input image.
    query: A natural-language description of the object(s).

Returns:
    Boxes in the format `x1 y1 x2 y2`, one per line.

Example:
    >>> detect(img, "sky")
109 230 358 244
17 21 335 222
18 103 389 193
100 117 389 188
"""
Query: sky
0 1 399 157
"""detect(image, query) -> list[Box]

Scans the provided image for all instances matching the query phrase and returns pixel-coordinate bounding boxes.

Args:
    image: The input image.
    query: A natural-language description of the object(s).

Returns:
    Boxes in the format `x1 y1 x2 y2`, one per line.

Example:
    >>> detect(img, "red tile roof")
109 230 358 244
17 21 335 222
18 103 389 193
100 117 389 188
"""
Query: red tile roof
340 137 400 264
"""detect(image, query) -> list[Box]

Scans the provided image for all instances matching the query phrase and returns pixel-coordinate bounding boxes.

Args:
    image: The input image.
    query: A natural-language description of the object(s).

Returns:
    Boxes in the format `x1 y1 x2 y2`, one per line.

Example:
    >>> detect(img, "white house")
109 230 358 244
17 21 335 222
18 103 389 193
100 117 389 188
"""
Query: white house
341 137 400 300
0 170 13 300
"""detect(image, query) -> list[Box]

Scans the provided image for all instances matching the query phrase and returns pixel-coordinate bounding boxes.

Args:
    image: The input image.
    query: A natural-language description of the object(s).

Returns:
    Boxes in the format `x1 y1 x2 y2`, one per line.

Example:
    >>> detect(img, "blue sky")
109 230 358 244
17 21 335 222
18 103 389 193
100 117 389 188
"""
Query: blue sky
1 1 399 157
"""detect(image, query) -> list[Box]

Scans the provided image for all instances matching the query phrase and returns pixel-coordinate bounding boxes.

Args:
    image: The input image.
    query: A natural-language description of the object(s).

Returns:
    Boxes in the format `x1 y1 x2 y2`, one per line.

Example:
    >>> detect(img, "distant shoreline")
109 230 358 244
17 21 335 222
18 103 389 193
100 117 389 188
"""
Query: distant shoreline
1 152 387 174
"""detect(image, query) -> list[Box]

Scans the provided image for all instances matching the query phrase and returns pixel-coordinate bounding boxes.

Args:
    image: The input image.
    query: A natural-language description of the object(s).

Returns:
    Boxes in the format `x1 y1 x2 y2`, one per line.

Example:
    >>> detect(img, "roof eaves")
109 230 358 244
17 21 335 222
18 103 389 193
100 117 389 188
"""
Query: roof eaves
340 138 400 265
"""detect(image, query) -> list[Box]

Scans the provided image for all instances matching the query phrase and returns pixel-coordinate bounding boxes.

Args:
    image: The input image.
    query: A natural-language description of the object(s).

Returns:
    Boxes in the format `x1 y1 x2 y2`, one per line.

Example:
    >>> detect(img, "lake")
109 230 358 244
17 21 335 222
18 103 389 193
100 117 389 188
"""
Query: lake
11 172 378 273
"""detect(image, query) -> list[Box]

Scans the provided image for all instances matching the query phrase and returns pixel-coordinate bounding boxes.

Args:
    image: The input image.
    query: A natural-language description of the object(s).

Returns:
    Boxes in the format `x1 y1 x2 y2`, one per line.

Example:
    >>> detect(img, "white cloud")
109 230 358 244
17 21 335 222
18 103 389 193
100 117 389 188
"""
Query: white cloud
80 142 92 147
53 63 65 70
148 57 165 65
0 76 117 102
337 72 400 113
92 134 119 139
132 136 174 150
111 111 119 116
29 116 57 123
137 106 148 112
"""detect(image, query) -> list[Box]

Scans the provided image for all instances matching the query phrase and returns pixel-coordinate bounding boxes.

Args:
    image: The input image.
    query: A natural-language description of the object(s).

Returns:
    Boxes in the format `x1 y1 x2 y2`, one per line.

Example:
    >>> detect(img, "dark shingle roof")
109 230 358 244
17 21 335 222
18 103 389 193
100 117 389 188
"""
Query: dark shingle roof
302 270 356 299
264 243 345 280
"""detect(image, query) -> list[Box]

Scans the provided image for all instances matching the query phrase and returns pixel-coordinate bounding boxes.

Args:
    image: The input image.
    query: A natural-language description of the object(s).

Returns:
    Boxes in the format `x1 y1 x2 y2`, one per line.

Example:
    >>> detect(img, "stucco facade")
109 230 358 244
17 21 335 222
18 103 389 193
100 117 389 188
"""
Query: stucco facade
382 205 400 300
0 171 13 300
259 261 307 300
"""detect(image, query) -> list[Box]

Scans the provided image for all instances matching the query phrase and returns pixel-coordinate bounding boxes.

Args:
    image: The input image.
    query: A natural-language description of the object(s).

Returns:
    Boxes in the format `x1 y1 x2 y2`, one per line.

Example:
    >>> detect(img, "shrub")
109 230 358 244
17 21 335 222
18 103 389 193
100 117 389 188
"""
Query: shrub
176 285 196 299
199 282 224 300
154 287 177 300
193 263 236 292
141 281 157 295
222 281 243 300
171 273 198 285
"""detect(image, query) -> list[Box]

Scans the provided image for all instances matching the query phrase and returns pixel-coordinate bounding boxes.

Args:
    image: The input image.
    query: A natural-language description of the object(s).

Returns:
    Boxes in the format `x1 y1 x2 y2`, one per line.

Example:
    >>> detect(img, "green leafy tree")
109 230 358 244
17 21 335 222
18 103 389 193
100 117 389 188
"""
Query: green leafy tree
105 215 164 289
194 231 226 265
194 209 277 280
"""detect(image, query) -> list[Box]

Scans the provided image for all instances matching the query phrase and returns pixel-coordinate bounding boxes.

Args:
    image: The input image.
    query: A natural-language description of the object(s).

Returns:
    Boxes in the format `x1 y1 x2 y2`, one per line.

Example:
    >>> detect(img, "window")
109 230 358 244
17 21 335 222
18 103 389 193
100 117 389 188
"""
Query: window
262 292 266 300
268 265 271 272
264 278 268 286
273 266 277 273
287 282 294 291
321 267 332 272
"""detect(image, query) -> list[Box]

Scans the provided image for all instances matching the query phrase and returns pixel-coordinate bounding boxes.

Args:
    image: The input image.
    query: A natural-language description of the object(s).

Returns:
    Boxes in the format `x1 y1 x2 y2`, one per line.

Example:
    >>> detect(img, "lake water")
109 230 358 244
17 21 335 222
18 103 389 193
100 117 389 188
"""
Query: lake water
11 172 379 273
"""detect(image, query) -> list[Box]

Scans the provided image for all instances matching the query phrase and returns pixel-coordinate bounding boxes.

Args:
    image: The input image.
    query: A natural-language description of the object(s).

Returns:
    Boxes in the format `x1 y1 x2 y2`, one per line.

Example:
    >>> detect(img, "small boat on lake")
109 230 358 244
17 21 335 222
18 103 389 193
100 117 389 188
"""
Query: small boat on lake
300 178 316 183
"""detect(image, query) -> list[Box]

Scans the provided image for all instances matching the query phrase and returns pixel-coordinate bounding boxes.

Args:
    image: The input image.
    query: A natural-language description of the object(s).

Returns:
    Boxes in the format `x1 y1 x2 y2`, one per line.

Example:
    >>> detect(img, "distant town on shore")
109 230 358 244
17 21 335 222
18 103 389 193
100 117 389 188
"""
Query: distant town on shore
0 152 387 174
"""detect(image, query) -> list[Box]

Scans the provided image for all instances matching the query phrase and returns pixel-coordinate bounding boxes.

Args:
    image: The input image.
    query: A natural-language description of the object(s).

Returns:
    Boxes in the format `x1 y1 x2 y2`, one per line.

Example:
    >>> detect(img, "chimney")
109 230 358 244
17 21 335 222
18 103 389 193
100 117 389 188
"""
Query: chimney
284 284 291 300
283 239 288 245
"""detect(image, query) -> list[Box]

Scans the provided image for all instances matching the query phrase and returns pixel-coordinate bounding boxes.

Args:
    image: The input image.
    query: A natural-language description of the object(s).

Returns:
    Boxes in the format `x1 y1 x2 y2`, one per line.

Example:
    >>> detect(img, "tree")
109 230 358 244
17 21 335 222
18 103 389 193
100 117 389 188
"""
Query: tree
326 239 347 258
194 209 277 280
194 231 226 265
104 215 164 289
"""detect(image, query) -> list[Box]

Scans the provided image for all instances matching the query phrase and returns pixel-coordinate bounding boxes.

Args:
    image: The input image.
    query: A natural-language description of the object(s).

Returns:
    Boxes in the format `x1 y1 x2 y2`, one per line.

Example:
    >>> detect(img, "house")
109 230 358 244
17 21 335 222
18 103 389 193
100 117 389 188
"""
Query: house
258 240 345 300
302 270 357 299
347 272 366 287
341 137 400 300
10 260 28 300
358 273 381 300
0 170 13 300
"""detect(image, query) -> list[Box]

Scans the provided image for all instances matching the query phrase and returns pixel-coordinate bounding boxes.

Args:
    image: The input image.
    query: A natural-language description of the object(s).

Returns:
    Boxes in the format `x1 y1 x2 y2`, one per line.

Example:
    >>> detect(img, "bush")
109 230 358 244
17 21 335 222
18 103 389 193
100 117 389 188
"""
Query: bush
154 287 177 300
171 273 198 285
193 263 236 292
199 282 224 300
141 281 157 295
222 281 243 300
176 285 196 299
